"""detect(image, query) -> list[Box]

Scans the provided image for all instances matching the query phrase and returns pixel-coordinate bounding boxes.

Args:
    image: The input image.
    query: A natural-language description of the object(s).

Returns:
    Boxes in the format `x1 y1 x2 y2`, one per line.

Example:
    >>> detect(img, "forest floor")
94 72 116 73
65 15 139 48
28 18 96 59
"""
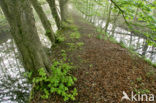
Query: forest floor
33 12 156 103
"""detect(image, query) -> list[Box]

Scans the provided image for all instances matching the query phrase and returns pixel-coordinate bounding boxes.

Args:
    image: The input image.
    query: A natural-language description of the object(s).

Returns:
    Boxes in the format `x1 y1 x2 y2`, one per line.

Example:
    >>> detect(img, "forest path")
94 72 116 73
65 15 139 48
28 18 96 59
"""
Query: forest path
34 12 156 103
68 12 156 103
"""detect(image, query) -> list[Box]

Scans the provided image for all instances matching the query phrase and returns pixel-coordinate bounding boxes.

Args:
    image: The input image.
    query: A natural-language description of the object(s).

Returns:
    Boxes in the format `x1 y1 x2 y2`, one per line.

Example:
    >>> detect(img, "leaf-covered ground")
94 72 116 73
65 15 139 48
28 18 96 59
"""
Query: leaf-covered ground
32 12 156 103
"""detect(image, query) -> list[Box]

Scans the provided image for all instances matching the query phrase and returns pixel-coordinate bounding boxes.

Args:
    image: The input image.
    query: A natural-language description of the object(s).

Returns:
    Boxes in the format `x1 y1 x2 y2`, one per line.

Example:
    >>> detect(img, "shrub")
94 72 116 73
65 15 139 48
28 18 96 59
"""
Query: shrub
31 51 78 101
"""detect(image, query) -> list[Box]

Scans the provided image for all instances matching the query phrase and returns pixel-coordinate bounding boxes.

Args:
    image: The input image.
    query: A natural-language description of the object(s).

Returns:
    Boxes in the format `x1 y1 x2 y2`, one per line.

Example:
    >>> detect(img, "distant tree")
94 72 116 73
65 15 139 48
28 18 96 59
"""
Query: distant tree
104 2 112 33
59 0 69 23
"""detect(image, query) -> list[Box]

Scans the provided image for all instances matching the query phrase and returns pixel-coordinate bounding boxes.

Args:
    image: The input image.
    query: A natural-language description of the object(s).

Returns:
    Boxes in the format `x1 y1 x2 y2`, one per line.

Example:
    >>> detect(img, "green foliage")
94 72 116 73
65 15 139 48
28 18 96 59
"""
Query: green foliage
136 77 142 82
144 58 152 65
119 41 126 48
45 29 51 36
146 70 155 78
70 31 81 39
134 88 150 94
96 34 103 40
76 42 84 47
31 51 78 101
75 0 156 47
55 30 66 43
133 76 151 95
62 21 78 31
24 72 32 79
109 36 117 43
56 35 66 43
67 42 84 50
88 34 93 38
68 24 78 31
67 43 76 50
89 64 93 68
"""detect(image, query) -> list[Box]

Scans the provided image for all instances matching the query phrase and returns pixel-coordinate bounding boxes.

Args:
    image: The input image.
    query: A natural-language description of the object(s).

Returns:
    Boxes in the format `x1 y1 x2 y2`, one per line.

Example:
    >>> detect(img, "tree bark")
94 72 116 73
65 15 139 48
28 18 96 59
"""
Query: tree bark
142 40 148 56
46 0 61 29
30 0 55 44
0 0 52 76
59 0 68 23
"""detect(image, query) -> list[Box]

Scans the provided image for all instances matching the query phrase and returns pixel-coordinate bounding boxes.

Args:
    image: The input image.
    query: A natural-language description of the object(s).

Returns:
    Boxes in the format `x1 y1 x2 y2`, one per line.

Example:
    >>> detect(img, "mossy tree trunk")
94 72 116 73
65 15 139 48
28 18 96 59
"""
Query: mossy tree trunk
0 0 52 76
46 0 61 29
30 0 55 44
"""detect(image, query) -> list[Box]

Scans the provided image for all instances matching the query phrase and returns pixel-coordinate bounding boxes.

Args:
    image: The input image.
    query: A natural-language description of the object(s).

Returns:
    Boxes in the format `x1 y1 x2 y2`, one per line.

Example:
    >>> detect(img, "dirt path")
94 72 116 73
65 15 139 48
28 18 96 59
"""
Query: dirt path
34 12 156 103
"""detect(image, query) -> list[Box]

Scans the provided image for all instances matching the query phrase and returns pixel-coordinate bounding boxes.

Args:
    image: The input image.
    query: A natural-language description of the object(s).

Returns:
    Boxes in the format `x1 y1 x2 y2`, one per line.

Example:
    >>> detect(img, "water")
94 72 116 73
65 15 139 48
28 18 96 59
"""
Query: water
82 14 156 63
0 39 31 103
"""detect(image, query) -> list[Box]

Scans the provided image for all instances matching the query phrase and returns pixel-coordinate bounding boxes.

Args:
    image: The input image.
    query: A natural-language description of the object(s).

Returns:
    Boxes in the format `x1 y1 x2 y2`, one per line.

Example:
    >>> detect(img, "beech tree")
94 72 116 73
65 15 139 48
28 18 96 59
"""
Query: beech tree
0 0 52 76
30 0 55 44
46 0 61 29
59 0 69 23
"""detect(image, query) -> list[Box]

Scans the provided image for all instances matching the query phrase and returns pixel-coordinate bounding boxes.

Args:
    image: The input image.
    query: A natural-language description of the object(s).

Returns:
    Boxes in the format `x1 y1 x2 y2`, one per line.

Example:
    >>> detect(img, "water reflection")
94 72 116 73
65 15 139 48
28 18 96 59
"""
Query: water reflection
82 14 156 63
0 39 31 103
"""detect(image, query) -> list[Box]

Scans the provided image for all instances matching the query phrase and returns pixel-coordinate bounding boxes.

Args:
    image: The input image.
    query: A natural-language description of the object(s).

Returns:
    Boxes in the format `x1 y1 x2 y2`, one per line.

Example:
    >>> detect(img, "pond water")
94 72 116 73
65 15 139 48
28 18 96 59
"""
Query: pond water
82 14 156 63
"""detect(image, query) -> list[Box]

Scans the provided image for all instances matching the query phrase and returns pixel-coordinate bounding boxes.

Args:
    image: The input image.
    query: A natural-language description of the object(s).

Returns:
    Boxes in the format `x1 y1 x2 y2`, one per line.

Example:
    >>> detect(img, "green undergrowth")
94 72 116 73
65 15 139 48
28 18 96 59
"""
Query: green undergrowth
61 18 78 31
131 76 154 95
27 50 78 102
144 57 156 68
67 42 84 50
70 31 81 39
55 30 66 43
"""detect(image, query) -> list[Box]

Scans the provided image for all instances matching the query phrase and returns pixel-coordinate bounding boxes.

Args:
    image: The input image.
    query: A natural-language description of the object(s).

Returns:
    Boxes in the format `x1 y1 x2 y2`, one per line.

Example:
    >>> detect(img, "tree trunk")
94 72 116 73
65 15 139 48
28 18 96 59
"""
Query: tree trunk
142 40 148 56
0 0 52 76
104 2 112 33
46 0 61 29
30 0 55 44
59 0 68 23
111 11 120 36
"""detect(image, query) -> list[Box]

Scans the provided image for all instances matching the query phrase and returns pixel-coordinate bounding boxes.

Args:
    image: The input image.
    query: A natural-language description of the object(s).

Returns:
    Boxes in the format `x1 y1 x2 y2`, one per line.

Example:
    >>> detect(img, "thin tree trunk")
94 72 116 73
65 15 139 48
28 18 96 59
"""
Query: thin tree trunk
111 11 120 36
142 40 148 56
0 0 52 76
104 2 112 33
30 0 55 44
46 0 61 29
